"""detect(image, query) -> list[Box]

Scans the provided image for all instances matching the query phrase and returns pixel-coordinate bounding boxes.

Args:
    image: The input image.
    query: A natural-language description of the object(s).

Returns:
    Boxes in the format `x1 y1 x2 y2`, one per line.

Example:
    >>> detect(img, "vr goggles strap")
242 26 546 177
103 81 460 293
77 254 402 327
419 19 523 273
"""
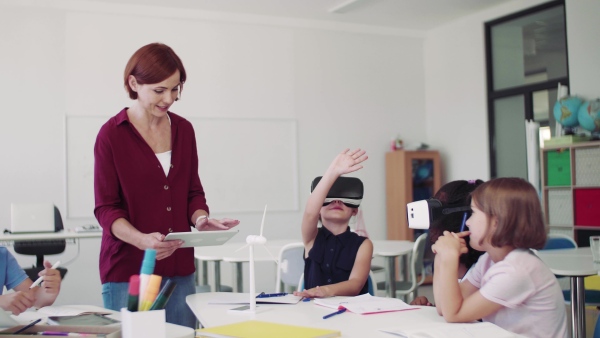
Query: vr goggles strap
441 206 471 215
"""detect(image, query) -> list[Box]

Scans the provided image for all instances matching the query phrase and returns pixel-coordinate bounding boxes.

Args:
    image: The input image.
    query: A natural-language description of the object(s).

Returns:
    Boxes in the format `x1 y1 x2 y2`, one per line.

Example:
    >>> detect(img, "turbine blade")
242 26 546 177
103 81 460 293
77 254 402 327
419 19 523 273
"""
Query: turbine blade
260 244 278 265
234 243 249 253
259 204 267 237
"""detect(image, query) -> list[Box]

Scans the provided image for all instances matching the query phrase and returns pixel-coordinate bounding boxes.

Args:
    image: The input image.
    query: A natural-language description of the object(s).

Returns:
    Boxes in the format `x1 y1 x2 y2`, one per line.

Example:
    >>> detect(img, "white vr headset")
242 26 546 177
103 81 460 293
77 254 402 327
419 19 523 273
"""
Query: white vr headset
406 199 471 229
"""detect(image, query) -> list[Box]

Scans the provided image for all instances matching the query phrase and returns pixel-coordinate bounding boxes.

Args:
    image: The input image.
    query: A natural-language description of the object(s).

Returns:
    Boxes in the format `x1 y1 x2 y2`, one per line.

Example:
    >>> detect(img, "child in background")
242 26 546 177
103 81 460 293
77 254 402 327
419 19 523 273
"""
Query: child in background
293 148 373 298
0 248 62 315
432 177 567 338
411 179 485 306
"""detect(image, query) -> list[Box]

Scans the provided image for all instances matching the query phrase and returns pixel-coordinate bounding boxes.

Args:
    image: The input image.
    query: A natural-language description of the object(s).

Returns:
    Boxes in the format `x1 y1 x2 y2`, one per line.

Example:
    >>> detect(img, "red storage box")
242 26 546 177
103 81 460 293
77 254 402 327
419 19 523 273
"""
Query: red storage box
575 189 600 226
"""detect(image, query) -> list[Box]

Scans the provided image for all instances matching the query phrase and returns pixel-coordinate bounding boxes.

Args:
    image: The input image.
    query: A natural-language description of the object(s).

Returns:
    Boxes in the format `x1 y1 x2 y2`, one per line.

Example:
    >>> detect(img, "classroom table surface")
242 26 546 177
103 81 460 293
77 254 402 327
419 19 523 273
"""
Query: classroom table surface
186 292 517 338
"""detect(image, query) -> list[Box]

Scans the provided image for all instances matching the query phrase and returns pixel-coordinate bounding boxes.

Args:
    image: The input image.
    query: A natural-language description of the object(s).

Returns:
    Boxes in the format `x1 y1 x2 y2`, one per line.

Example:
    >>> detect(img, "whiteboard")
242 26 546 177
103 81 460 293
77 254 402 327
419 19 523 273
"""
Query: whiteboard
66 116 299 218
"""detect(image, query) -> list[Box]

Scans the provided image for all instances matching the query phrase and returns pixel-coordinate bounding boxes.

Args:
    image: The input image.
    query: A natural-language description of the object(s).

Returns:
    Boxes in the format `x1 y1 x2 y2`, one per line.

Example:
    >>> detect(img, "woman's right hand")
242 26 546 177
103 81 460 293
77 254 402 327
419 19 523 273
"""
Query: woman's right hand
0 290 35 315
140 232 183 260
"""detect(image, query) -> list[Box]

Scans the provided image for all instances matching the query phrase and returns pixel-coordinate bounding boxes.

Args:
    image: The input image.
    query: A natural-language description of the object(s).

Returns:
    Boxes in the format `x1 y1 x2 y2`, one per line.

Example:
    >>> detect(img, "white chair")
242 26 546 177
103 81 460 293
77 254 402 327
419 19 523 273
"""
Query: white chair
377 232 428 302
275 242 305 293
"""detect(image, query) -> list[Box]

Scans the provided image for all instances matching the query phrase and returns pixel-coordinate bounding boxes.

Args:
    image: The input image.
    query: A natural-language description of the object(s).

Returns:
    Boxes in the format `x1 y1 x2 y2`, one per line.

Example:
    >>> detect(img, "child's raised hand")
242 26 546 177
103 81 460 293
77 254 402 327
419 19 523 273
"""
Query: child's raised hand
431 230 469 257
329 148 368 176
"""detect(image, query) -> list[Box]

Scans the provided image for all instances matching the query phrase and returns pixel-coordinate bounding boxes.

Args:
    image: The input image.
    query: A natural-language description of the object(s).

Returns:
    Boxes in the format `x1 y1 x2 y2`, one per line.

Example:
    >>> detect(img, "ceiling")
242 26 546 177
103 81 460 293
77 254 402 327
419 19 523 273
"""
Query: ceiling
77 0 511 32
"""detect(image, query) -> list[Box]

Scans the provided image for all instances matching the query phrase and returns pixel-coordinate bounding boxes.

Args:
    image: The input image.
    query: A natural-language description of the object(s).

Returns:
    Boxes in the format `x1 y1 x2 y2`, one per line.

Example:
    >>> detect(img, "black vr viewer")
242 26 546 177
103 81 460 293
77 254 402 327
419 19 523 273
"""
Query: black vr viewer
406 199 471 229
311 176 363 208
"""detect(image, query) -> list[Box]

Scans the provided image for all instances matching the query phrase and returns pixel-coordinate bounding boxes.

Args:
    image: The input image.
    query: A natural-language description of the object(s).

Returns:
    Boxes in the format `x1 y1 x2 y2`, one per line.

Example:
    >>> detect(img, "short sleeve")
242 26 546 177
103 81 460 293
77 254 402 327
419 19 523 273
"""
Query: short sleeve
0 249 28 291
478 261 535 308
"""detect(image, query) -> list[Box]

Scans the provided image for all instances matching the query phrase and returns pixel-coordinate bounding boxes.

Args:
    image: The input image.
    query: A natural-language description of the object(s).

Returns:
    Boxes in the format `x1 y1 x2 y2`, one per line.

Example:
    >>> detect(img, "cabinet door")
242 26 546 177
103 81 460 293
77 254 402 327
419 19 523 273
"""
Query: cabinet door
386 151 441 241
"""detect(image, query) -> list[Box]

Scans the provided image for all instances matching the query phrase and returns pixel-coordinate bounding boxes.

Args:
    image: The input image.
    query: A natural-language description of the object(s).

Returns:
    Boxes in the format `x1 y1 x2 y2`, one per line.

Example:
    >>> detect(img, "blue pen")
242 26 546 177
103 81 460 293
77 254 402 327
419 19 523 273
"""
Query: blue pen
323 307 346 319
459 212 467 232
256 292 287 298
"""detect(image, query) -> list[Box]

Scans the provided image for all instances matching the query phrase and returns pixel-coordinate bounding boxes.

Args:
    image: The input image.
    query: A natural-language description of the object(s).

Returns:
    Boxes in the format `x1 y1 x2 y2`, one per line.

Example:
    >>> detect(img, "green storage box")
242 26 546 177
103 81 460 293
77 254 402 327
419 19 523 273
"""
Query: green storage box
547 149 571 186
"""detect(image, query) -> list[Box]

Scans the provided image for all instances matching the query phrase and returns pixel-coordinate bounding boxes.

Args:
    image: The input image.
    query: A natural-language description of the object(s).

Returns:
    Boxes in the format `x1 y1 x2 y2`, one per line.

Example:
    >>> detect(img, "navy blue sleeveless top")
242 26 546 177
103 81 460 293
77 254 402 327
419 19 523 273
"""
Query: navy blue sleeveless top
304 226 368 295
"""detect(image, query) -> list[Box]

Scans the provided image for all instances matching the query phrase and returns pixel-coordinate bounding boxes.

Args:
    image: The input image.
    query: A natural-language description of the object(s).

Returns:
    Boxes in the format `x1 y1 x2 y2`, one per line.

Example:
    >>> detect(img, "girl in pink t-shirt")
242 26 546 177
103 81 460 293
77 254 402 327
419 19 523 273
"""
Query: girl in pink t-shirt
431 177 567 338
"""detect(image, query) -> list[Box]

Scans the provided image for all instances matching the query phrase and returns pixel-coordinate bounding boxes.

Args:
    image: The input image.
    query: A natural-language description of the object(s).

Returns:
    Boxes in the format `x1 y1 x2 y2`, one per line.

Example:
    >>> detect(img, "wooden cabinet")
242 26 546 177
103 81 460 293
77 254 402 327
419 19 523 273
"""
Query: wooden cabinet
541 141 600 246
386 150 442 241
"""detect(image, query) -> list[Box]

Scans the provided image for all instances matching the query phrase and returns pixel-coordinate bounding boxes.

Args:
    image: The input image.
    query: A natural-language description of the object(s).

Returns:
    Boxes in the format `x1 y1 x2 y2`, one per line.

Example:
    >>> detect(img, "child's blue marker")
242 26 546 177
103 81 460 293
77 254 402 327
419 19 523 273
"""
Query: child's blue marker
459 212 468 232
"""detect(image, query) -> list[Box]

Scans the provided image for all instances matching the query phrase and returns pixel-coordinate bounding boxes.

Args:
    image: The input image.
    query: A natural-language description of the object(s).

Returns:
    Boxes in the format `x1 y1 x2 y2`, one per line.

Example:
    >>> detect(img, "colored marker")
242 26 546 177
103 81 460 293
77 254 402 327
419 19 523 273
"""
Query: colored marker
459 212 468 232
138 249 156 310
149 279 177 310
127 275 140 312
30 261 60 289
256 292 287 298
140 274 162 311
323 307 346 319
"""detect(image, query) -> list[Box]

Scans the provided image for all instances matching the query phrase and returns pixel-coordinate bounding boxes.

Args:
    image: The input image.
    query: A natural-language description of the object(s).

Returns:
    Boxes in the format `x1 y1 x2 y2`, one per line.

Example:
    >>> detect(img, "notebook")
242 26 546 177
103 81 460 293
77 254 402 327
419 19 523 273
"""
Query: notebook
10 203 55 234
196 320 340 338
0 311 18 329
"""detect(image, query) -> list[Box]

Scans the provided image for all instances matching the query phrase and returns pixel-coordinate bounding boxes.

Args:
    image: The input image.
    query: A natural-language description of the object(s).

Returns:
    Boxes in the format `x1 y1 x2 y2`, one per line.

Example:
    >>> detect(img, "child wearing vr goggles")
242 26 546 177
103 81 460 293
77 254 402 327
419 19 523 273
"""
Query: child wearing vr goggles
293 148 373 298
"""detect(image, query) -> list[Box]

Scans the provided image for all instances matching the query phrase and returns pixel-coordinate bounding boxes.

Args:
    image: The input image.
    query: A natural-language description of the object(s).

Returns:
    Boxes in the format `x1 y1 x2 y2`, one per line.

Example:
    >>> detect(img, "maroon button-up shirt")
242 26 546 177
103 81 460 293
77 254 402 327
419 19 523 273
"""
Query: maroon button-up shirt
94 109 209 283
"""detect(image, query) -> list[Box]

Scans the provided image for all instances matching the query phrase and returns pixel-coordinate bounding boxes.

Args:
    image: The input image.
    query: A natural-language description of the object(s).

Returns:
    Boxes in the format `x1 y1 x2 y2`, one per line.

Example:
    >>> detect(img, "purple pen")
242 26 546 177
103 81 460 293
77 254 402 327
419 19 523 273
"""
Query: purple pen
459 212 468 232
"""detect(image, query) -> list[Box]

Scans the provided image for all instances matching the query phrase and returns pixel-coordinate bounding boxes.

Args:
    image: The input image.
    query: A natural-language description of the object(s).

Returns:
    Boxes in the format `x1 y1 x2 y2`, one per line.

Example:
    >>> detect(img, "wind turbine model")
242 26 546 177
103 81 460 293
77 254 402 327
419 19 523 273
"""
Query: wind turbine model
233 204 276 313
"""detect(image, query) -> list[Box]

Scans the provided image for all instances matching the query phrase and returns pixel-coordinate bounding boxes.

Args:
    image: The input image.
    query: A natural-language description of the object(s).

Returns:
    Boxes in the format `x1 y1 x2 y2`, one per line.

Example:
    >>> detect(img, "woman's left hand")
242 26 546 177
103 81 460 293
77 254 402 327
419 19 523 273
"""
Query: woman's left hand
195 217 240 231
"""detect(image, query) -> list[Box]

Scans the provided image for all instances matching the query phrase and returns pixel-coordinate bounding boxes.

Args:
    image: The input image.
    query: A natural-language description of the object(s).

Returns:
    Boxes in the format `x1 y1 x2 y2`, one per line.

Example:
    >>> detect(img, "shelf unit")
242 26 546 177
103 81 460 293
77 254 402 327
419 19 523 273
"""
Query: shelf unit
385 150 441 242
541 141 600 246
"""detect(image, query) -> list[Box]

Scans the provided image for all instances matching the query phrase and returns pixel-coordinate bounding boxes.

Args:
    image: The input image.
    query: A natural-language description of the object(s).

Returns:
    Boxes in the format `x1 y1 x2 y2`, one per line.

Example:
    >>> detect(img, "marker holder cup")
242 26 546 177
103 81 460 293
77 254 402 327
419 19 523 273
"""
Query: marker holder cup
121 308 166 338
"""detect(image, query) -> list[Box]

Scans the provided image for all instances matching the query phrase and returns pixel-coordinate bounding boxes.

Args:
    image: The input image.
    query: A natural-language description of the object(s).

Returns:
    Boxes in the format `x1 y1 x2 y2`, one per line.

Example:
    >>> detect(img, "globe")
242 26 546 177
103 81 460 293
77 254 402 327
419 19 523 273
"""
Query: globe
578 99 600 139
553 96 583 130
578 100 600 131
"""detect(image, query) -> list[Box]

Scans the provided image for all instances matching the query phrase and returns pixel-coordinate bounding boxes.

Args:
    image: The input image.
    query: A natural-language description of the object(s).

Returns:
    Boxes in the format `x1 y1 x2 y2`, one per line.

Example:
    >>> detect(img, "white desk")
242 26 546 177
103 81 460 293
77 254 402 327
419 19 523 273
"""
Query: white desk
0 230 102 242
536 247 598 338
195 239 415 296
186 292 515 338
13 307 194 338
372 240 414 297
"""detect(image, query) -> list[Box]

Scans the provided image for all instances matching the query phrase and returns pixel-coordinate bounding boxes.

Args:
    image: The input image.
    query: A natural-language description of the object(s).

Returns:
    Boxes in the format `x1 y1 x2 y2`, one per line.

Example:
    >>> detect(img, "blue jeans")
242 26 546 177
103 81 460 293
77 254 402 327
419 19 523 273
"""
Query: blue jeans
102 273 196 328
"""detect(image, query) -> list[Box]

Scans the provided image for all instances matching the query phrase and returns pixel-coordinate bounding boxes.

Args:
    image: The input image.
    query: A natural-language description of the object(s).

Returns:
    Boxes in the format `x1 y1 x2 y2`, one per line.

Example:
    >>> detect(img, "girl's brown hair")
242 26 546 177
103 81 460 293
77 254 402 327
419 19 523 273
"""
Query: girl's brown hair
124 43 186 99
471 177 546 250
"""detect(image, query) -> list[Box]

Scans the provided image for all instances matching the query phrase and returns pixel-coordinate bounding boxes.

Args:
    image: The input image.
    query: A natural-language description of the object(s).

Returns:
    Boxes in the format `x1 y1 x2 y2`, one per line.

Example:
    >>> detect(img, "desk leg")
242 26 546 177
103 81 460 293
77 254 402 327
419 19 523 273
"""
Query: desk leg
386 256 396 298
570 276 586 338
214 262 222 292
201 261 209 285
235 262 243 292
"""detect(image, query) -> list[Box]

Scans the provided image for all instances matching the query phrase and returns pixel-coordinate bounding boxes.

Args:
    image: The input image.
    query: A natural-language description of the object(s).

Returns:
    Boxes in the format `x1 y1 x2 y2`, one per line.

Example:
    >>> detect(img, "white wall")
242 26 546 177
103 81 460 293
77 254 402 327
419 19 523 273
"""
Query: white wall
565 0 600 99
0 0 424 305
424 0 600 182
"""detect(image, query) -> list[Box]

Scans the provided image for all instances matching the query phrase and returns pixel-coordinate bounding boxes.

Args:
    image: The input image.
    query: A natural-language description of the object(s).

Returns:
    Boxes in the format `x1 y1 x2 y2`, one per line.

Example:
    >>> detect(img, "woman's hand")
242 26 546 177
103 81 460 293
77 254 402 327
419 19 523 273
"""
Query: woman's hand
431 231 470 258
195 216 240 231
293 285 331 299
0 290 35 315
140 232 182 260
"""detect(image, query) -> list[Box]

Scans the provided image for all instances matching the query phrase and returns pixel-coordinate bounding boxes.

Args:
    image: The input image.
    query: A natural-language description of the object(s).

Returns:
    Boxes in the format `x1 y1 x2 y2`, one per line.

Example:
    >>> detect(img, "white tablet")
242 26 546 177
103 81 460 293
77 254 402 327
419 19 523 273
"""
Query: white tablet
164 230 239 248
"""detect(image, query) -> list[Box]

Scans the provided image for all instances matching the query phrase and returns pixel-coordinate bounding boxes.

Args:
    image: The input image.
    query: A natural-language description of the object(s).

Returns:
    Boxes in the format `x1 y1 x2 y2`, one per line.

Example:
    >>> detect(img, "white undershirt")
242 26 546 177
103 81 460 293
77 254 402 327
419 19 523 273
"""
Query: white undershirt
155 114 172 177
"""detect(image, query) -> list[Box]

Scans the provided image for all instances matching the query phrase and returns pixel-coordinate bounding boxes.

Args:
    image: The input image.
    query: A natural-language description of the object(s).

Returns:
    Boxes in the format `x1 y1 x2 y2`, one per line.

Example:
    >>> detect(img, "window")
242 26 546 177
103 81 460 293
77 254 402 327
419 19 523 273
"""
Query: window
485 0 568 179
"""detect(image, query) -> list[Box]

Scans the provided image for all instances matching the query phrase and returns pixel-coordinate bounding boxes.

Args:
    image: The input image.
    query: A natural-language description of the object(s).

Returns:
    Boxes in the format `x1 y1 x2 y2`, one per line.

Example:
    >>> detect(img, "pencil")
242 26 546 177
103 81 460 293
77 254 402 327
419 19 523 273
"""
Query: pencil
13 318 42 334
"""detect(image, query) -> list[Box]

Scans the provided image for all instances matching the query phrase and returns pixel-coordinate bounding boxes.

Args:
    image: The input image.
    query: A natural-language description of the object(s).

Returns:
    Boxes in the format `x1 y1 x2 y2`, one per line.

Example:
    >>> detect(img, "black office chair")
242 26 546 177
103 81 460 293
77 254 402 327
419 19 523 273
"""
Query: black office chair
13 206 68 281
